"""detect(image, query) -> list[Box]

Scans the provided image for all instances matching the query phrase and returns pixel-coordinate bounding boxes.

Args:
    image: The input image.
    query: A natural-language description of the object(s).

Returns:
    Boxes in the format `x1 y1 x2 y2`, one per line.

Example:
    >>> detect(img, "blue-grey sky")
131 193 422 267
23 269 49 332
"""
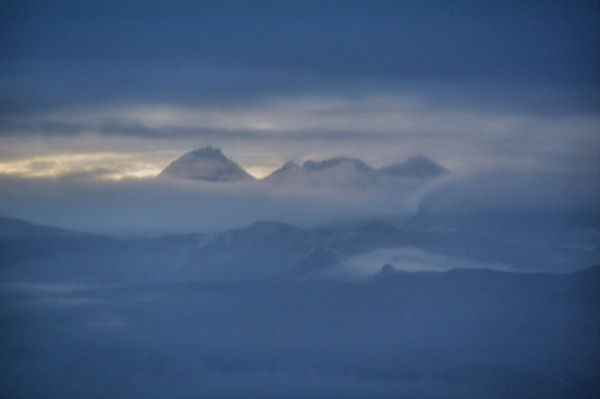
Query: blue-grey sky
0 0 599 178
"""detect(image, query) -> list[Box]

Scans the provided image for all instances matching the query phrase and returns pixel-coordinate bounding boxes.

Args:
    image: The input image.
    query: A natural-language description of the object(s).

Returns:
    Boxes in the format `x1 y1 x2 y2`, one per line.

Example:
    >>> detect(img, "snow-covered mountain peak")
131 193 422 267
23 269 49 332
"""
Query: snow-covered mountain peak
180 146 228 162
381 156 448 179
159 146 254 182
159 147 448 185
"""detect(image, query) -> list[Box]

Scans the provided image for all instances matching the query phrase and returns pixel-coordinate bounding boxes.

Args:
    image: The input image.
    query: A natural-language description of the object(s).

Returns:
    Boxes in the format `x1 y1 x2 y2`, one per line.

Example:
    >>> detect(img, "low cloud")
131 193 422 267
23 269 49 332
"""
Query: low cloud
335 247 516 280
420 169 600 214
0 176 433 235
0 165 597 237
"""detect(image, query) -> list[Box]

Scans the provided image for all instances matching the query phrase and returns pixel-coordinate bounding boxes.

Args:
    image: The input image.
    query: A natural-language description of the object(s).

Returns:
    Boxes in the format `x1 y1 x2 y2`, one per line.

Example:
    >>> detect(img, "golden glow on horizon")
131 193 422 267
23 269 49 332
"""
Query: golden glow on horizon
244 165 277 179
0 152 278 181
0 153 167 180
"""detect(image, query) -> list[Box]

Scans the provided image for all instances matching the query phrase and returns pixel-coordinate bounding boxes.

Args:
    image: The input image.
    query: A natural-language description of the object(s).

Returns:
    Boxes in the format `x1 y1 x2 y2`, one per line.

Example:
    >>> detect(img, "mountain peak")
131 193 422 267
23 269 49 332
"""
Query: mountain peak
160 149 448 184
159 146 254 182
381 156 447 178
183 145 228 161
265 156 375 185
264 154 447 185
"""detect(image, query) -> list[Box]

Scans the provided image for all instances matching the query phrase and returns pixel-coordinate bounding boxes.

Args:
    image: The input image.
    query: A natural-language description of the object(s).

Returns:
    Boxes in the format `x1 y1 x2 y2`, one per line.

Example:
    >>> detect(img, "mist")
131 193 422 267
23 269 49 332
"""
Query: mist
0 174 430 235
1 1 599 398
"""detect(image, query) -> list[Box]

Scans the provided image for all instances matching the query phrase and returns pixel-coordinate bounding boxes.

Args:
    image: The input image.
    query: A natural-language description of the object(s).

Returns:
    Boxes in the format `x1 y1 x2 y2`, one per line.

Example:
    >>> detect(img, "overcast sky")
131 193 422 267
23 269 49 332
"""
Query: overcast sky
0 0 598 179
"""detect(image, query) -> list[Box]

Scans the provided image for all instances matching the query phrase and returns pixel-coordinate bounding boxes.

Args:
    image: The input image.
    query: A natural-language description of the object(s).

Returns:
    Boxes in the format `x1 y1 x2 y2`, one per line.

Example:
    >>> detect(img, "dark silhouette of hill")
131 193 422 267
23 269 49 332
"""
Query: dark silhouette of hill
1 216 596 283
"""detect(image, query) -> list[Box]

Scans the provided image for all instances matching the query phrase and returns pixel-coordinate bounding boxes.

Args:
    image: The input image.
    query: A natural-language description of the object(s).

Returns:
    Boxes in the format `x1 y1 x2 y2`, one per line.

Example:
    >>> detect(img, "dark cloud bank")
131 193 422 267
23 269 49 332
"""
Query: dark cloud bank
2 1 598 117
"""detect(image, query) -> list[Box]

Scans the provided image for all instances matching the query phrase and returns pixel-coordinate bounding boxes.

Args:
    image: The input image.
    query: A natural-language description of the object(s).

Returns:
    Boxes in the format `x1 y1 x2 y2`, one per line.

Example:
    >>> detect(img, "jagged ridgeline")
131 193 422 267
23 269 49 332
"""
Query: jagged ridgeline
158 146 448 183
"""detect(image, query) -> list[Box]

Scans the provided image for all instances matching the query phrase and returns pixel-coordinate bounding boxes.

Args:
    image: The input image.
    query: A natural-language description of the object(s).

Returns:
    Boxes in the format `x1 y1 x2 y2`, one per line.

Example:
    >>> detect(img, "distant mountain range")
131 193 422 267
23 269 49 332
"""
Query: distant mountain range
159 146 448 183
1 214 597 284
2 217 598 399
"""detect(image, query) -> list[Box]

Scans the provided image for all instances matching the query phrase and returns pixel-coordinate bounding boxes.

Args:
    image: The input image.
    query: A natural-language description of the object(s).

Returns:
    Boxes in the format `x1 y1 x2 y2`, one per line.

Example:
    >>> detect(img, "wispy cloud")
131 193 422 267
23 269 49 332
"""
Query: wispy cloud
336 247 516 280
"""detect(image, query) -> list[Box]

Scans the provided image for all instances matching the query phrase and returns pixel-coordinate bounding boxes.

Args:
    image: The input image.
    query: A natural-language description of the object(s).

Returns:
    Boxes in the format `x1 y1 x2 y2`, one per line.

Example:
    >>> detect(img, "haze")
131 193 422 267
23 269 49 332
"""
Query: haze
1 2 599 398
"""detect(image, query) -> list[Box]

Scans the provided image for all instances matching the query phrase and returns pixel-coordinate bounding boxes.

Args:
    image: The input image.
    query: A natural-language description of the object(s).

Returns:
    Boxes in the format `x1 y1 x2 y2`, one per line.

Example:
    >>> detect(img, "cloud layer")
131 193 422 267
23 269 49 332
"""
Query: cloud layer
1 95 598 179
1 1 598 181
1 166 596 237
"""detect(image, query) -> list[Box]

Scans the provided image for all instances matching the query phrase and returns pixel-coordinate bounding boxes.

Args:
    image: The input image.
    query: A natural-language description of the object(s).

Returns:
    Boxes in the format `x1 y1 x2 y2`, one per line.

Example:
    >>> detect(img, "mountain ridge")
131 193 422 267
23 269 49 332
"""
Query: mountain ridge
2 216 597 284
158 146 449 183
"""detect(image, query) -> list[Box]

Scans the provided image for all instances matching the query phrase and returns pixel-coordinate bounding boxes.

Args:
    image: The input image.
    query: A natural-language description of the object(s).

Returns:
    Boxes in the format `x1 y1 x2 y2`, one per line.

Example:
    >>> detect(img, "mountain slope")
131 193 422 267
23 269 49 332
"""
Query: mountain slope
2 215 597 284
158 147 447 185
286 246 345 279
159 146 254 182
265 157 376 186
0 217 84 239
381 155 448 178
265 155 447 185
